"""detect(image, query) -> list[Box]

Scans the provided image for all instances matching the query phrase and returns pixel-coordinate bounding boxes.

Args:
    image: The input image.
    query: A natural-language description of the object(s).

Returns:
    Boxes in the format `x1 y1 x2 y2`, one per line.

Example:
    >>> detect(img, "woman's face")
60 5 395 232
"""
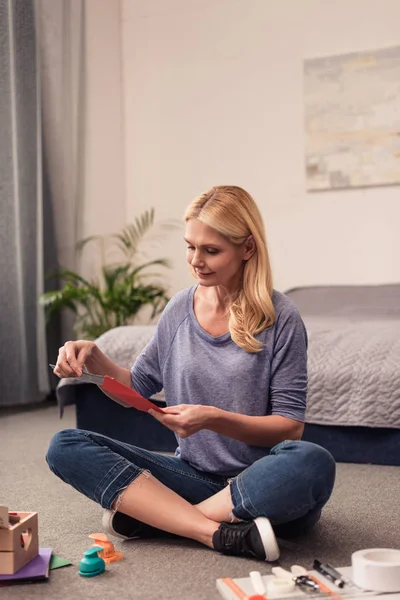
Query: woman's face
185 219 253 292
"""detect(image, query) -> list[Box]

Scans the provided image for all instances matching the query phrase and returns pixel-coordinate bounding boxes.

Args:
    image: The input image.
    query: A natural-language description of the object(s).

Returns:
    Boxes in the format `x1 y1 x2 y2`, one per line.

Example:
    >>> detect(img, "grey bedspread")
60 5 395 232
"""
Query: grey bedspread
286 285 400 429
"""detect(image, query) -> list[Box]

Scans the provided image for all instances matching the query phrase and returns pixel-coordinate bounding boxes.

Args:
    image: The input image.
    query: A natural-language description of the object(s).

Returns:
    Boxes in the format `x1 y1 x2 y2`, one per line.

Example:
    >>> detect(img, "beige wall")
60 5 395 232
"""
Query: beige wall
120 0 400 294
79 0 126 276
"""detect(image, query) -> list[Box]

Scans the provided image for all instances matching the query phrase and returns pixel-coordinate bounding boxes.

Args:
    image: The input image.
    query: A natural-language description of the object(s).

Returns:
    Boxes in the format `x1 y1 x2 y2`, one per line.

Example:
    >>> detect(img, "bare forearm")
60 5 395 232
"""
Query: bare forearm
85 345 133 406
84 345 131 387
206 409 304 446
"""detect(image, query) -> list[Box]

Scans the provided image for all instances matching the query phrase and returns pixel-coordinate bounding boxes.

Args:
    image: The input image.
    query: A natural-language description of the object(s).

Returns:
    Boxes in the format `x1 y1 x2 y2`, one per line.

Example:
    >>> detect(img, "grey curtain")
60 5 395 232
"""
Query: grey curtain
0 0 50 406
37 0 85 307
0 0 85 406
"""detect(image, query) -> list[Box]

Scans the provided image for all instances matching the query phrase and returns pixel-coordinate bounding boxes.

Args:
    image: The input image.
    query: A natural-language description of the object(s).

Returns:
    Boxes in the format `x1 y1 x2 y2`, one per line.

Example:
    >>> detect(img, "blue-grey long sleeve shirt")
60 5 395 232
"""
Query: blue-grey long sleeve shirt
131 285 308 476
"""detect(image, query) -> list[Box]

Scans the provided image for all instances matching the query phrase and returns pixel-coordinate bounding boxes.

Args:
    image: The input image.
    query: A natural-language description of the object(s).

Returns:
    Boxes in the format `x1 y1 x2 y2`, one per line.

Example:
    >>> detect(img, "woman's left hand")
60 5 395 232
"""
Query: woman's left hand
148 404 212 438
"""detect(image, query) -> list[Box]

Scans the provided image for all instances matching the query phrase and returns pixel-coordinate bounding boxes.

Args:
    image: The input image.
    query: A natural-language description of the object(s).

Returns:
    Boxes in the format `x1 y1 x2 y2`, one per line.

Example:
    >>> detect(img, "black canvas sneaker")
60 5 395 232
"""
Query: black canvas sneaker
212 517 280 561
102 510 174 541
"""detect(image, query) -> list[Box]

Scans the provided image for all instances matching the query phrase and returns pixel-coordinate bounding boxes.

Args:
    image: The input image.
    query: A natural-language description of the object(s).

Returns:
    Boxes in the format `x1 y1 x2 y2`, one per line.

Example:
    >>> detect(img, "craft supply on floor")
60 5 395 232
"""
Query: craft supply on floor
216 564 400 600
88 532 123 564
79 546 105 578
267 577 296 596
249 571 266 595
219 577 266 600
351 548 400 593
0 548 52 585
49 554 72 570
0 511 39 574
0 506 8 529
314 559 346 588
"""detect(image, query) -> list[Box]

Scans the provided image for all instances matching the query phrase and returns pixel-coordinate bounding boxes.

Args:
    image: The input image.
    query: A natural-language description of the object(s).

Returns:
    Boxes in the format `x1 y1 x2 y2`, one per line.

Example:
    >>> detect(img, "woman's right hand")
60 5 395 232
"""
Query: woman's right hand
53 340 97 379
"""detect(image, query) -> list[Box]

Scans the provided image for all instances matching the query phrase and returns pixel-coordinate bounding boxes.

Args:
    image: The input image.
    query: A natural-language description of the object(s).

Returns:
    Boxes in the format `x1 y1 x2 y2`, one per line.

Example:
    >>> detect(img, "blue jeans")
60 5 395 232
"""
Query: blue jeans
46 429 335 537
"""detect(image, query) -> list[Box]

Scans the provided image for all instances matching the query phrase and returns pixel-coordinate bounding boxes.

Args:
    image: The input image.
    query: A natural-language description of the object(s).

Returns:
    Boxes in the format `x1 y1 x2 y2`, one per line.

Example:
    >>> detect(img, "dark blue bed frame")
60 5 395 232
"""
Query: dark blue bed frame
59 384 400 466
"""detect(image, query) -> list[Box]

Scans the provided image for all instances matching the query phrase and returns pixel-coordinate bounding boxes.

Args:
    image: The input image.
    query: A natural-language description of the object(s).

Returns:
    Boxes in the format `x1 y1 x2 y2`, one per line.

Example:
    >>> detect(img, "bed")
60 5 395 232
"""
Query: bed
286 284 400 465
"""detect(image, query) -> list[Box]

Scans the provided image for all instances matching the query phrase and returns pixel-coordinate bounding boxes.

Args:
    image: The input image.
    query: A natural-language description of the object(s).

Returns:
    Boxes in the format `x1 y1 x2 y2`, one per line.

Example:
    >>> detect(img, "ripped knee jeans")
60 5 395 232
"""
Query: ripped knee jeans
46 428 335 534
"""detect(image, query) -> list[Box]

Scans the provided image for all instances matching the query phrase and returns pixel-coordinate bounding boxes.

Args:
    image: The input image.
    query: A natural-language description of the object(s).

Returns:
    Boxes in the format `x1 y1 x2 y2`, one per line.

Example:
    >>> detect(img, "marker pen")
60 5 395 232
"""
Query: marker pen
313 560 346 588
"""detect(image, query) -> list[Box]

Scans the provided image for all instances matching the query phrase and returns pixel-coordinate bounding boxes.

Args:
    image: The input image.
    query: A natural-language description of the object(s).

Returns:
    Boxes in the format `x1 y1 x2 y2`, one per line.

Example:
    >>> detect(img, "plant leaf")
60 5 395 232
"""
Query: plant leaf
40 207 175 339
111 209 155 256
75 235 102 254
130 259 170 277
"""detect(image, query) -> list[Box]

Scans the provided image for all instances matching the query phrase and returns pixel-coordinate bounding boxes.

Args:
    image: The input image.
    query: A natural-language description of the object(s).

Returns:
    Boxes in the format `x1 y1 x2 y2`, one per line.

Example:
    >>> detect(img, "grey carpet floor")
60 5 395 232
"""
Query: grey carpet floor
1 403 399 600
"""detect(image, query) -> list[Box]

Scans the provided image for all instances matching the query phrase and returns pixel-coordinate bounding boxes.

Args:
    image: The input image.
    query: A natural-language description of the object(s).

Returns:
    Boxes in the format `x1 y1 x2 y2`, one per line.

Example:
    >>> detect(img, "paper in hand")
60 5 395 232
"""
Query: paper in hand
102 377 166 413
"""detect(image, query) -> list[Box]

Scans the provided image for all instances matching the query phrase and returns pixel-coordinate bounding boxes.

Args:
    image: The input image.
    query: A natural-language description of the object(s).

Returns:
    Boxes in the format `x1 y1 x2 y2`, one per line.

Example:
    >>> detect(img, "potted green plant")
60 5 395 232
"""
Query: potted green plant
40 209 178 339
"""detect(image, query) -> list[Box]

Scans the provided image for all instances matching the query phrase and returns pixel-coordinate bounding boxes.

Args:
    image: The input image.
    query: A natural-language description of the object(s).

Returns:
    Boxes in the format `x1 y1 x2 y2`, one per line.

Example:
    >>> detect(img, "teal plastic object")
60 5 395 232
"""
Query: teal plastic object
79 546 105 577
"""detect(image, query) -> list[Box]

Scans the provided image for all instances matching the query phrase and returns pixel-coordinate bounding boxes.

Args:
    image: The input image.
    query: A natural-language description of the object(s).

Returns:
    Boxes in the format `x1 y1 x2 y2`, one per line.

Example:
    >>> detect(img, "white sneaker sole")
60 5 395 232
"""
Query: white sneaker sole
101 509 138 541
254 517 280 561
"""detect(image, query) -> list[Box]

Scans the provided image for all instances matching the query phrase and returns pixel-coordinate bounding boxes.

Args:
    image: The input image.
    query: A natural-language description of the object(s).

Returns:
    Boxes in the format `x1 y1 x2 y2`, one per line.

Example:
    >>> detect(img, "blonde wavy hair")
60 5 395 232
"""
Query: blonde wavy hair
184 185 275 353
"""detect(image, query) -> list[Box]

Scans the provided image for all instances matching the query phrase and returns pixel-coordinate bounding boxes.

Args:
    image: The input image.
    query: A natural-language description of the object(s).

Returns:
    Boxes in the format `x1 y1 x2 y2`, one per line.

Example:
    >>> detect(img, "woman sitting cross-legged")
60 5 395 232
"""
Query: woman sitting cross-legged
47 185 336 561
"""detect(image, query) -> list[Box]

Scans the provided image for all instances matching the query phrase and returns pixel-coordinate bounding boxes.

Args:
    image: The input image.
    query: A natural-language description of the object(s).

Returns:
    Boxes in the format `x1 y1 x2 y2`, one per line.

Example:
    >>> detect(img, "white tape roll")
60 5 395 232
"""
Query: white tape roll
352 548 400 592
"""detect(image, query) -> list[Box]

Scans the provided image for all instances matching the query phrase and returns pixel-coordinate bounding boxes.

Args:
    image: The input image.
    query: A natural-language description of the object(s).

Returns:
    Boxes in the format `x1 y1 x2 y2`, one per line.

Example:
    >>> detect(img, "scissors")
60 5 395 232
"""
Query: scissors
50 364 107 385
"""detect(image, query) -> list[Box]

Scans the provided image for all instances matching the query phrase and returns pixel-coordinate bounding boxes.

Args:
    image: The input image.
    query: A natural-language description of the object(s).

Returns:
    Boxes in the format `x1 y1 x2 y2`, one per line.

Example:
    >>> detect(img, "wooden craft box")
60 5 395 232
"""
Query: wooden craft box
0 512 39 575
